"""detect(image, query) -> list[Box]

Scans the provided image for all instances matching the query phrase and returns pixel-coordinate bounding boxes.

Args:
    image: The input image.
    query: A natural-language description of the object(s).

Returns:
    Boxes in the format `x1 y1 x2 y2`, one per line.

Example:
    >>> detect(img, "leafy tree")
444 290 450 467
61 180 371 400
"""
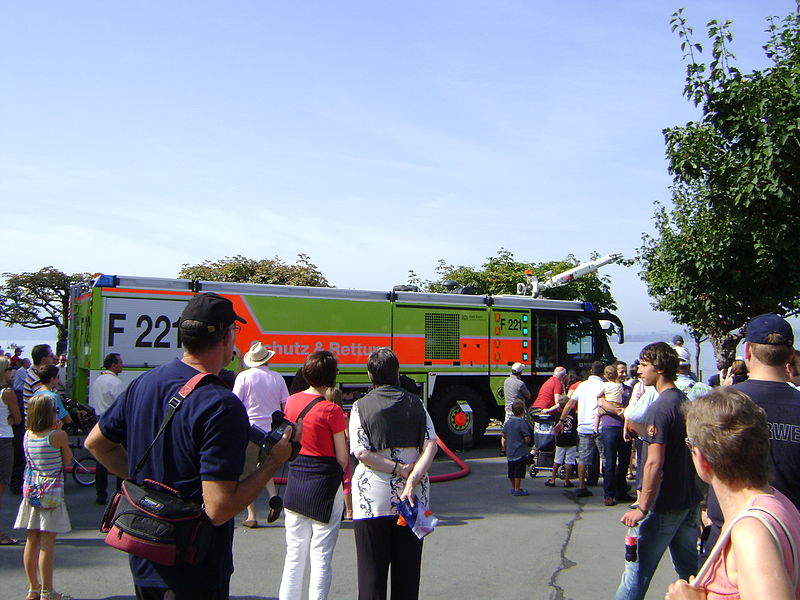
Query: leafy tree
639 7 800 364
417 249 624 312
0 267 90 343
179 254 330 287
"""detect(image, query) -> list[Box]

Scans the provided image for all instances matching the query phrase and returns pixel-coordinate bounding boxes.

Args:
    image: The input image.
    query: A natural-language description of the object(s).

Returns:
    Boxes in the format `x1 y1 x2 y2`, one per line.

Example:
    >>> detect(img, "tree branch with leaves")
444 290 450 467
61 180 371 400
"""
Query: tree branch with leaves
0 267 91 342
179 254 330 287
414 248 627 312
639 6 800 365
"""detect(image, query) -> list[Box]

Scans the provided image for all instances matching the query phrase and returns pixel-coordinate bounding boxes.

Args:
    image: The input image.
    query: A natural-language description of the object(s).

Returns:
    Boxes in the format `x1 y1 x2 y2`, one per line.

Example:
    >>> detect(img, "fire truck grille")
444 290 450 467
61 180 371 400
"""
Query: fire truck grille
424 313 460 360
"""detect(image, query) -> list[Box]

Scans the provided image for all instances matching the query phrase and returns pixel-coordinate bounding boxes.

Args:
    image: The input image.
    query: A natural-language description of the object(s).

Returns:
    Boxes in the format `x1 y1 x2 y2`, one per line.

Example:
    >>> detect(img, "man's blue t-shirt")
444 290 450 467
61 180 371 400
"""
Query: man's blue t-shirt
706 380 800 528
641 387 701 513
99 358 249 589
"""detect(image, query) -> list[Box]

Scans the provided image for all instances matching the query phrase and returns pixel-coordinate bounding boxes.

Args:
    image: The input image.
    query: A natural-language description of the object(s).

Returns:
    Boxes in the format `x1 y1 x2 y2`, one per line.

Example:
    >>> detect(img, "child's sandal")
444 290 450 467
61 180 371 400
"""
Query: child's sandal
25 588 41 600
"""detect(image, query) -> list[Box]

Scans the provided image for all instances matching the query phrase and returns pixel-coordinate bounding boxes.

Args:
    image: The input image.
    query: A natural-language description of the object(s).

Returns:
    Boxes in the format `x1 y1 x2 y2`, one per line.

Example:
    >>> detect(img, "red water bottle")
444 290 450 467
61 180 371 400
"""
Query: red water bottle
625 527 638 562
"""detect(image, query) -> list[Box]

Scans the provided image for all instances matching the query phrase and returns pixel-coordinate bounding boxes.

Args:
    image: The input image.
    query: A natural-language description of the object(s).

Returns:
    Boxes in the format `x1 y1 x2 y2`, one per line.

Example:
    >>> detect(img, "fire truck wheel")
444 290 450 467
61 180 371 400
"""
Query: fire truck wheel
430 385 488 448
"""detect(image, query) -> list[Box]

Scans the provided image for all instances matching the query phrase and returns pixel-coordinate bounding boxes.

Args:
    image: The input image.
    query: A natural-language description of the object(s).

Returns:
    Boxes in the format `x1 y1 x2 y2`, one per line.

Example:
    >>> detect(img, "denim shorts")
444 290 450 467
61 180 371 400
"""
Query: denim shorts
577 433 600 465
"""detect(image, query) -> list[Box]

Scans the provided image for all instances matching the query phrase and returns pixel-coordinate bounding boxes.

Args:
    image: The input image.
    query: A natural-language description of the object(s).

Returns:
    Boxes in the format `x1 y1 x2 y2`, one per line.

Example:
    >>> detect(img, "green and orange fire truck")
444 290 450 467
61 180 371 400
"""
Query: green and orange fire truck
67 263 623 447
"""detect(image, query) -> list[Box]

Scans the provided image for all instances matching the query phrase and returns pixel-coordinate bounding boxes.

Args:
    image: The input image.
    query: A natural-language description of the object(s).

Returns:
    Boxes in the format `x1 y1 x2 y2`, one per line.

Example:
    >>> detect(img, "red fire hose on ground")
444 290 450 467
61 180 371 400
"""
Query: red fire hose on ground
275 437 470 485
430 438 470 482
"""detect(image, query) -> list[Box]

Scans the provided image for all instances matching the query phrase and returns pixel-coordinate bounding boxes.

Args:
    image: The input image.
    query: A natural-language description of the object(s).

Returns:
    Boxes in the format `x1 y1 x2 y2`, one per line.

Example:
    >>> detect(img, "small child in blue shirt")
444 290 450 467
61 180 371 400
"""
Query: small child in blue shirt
502 400 533 496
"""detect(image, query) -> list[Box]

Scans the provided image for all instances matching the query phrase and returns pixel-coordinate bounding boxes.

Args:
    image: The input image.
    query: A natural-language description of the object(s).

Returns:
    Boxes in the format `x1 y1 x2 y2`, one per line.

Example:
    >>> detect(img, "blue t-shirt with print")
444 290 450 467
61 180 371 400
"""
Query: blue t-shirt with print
641 387 701 512
99 358 249 590
503 416 532 461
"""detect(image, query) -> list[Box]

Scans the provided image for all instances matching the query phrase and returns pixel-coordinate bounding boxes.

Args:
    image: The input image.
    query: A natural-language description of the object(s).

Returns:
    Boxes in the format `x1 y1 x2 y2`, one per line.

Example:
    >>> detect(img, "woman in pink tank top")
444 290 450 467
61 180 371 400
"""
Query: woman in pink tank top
666 387 800 600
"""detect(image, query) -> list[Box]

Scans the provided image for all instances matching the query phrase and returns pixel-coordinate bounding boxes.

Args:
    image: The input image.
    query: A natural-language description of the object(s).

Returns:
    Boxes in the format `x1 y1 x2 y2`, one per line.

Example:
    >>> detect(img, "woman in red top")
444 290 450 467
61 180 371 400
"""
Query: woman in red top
279 351 349 600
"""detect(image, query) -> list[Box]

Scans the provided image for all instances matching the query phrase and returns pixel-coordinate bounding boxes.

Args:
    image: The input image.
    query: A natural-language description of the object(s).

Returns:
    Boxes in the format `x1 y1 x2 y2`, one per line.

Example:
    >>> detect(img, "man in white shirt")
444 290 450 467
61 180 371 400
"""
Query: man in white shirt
233 341 290 527
562 361 606 498
89 353 125 504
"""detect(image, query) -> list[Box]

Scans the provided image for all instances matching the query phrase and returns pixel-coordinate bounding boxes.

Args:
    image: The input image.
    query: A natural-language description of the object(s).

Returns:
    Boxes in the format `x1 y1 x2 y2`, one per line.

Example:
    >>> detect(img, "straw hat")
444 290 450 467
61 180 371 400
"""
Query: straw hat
243 341 276 368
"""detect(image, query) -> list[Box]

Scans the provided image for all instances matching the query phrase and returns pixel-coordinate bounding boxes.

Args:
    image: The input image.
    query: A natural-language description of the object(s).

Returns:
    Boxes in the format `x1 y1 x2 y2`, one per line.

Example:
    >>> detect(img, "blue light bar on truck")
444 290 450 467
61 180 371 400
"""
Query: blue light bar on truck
93 274 119 288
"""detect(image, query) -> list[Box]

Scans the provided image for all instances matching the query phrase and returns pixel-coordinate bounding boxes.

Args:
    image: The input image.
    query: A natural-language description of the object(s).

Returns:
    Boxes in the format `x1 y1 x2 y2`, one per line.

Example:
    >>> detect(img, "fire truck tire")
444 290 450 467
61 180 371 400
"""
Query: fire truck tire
430 385 488 448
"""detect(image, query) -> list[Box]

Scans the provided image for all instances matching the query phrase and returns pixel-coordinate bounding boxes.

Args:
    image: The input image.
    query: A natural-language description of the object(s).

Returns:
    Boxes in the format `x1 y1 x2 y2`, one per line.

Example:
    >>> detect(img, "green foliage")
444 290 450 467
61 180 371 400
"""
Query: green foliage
179 254 330 287
0 267 90 342
417 249 623 312
640 7 800 362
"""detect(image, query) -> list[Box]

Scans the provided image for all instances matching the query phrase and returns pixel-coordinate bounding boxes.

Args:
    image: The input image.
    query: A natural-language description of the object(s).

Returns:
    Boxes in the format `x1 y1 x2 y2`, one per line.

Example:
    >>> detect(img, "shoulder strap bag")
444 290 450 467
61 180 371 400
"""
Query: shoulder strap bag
297 395 325 421
100 372 220 566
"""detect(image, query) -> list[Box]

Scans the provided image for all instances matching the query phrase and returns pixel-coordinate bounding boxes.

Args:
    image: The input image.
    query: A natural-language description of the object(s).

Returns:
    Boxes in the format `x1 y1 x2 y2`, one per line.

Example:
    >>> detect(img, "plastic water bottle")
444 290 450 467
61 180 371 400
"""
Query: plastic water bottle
625 527 638 562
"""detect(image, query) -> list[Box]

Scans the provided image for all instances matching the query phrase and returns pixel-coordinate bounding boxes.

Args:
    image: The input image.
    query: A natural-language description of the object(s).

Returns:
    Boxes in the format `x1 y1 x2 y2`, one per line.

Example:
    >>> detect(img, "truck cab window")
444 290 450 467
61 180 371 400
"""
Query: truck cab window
565 316 594 361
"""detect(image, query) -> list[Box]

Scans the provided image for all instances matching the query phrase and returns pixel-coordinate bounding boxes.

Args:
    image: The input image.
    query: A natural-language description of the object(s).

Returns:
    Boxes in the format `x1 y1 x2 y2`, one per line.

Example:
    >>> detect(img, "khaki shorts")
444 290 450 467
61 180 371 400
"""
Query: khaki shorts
241 442 268 480
554 445 577 465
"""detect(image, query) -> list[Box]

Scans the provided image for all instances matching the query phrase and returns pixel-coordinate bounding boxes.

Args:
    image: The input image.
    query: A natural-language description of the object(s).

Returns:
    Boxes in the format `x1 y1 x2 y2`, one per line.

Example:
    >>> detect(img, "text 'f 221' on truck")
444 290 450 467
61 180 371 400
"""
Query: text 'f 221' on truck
68 258 623 448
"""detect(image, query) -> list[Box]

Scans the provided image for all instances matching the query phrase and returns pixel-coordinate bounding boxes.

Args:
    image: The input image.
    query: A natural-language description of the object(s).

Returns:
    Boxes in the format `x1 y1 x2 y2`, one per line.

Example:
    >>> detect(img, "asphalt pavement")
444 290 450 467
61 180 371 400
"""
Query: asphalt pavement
0 429 681 600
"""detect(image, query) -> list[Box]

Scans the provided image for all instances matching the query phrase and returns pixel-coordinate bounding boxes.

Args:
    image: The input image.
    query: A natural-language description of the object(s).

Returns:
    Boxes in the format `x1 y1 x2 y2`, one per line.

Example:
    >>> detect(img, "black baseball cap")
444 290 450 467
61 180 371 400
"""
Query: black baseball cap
177 292 246 332
745 313 794 345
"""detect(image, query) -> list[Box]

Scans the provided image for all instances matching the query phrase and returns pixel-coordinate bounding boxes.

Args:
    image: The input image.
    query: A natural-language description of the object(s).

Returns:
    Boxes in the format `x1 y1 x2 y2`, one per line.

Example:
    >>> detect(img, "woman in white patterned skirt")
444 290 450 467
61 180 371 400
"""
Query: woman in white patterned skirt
349 348 438 600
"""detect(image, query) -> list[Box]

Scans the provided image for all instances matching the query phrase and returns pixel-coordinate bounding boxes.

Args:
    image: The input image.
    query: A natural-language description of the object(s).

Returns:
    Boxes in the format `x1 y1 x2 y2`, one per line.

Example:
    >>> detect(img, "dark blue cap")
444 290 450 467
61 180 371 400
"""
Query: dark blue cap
745 313 794 345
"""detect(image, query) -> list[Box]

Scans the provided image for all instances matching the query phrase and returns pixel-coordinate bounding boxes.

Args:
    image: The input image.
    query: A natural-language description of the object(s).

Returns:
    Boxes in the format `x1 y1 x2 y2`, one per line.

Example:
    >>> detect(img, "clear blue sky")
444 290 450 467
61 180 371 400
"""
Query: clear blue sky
1 1 795 371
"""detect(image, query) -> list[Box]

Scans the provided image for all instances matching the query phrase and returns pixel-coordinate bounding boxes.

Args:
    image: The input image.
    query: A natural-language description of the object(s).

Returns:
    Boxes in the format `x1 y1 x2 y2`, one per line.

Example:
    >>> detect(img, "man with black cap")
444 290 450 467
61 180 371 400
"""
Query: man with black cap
700 313 800 564
86 292 296 600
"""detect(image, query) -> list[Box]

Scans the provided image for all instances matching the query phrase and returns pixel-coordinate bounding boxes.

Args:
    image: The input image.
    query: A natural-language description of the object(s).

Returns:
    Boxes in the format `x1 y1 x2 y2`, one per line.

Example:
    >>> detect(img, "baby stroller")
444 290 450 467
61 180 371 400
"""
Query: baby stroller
527 410 558 478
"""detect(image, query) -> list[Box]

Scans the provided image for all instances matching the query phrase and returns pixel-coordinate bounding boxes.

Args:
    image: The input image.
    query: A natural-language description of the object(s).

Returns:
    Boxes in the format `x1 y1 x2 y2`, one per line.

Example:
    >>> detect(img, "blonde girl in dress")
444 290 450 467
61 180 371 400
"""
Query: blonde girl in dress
15 393 72 600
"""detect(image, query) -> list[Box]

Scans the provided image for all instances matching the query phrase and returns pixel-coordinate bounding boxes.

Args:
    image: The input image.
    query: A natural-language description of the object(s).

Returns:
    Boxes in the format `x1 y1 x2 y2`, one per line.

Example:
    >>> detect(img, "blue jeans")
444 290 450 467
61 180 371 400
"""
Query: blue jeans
600 426 631 500
615 505 699 600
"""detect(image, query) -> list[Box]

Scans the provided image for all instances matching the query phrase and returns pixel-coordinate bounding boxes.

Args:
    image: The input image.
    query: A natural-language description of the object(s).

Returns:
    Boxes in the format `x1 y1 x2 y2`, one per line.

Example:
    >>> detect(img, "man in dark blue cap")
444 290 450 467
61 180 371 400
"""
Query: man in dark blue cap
700 312 800 564
87 292 297 600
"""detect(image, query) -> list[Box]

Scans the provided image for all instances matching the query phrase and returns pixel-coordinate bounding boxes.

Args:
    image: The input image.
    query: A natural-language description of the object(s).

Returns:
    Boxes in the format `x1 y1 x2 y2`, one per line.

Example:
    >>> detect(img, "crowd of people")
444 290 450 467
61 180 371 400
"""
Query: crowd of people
3 306 800 599
1 294 438 600
503 313 800 600
0 344 74 599
83 293 437 600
